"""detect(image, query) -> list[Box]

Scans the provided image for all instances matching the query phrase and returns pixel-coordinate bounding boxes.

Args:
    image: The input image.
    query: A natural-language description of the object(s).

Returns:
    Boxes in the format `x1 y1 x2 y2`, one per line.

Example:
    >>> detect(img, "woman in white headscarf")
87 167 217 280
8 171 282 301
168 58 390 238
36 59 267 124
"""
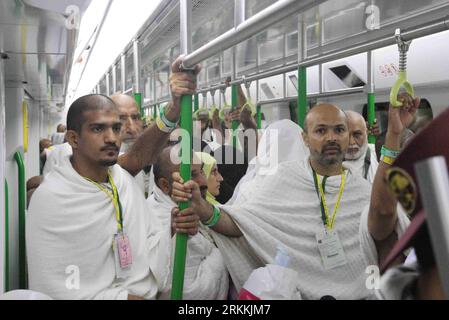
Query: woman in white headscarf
227 119 309 205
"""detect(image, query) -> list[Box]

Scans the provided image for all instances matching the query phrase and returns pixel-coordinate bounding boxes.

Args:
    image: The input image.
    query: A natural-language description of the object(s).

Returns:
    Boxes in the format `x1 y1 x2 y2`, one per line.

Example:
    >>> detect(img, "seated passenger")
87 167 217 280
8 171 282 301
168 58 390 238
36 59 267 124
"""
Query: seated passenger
26 59 200 300
343 111 379 183
147 145 228 300
171 94 418 299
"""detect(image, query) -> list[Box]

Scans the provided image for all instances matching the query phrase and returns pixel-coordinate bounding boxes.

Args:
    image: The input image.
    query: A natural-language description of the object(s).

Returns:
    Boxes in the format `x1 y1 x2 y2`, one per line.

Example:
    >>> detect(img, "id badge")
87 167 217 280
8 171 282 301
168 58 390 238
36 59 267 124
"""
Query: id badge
316 229 347 270
113 233 133 279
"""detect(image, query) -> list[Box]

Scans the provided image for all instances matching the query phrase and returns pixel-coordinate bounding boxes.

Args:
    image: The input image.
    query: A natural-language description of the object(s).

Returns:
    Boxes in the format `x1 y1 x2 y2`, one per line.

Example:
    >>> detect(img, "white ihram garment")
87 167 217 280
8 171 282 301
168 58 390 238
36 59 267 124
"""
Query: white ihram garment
212 159 409 299
147 185 229 300
27 152 172 299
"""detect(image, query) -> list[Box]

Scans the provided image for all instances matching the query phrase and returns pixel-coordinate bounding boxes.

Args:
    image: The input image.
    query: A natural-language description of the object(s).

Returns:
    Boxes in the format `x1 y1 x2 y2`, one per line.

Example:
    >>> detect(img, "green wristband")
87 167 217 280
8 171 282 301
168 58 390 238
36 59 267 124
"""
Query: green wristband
160 103 178 128
381 145 400 158
204 206 221 227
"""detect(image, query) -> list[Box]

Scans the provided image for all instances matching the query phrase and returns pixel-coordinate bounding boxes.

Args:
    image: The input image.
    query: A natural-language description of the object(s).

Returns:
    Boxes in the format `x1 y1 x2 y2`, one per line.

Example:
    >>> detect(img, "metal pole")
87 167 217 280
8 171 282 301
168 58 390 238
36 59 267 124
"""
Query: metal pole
367 51 376 144
414 156 449 299
171 0 192 301
182 0 326 68
297 18 449 69
4 179 9 292
14 151 26 289
133 39 143 117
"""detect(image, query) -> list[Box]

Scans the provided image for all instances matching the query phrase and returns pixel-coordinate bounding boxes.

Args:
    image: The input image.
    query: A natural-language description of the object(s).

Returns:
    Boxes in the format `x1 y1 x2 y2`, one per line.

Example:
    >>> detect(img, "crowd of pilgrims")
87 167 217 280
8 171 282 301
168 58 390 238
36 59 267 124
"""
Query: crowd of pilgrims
19 57 445 300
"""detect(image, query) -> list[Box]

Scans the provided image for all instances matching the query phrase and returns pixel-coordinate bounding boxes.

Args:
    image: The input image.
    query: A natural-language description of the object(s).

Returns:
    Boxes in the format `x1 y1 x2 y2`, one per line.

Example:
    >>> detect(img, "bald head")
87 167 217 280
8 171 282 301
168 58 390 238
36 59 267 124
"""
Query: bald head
67 94 117 134
346 111 367 131
153 144 207 197
302 104 349 167
345 111 369 160
110 94 139 114
110 94 143 144
303 104 348 133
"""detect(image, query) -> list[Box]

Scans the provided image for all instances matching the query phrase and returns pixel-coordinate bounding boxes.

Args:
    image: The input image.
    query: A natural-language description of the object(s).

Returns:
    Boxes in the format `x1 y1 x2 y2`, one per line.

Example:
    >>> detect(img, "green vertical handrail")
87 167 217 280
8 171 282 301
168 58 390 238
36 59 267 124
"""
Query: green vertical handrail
171 94 193 300
134 92 143 118
256 104 262 129
153 104 157 120
367 92 376 144
297 66 307 129
231 84 239 149
194 94 199 112
4 179 9 292
14 151 26 289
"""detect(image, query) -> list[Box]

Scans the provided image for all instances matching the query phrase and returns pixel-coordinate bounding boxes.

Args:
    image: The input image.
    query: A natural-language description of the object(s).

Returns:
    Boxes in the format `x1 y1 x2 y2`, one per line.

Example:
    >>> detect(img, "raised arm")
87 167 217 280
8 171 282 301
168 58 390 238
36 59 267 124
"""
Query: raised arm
368 93 419 260
118 58 200 176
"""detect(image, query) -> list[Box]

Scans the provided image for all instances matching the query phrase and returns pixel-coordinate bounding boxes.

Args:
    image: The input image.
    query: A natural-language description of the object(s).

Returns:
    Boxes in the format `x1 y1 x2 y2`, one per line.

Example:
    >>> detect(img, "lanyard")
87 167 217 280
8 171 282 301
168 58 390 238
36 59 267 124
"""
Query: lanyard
84 172 124 233
312 166 346 230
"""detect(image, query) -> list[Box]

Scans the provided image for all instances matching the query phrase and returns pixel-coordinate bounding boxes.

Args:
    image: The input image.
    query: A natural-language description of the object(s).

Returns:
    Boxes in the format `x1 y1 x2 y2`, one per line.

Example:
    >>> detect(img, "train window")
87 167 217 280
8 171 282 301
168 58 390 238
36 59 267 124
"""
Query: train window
236 37 257 76
116 62 122 93
245 0 278 19
373 0 449 27
207 60 220 83
286 31 298 56
143 73 154 103
260 102 291 125
99 77 106 95
221 48 232 78
192 0 234 51
125 50 134 91
108 71 114 95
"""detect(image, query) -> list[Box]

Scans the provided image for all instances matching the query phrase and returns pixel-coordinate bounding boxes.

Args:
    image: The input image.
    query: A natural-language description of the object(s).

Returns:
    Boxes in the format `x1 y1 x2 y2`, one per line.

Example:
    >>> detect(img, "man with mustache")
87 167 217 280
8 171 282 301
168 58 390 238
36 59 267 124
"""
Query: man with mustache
26 59 201 300
111 93 154 197
171 99 417 299
147 144 228 299
343 111 379 183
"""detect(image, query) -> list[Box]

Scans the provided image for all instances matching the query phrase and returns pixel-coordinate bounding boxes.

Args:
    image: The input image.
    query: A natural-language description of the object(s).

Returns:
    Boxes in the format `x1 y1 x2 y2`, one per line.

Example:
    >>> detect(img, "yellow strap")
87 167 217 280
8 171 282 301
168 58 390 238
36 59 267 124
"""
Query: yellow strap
315 170 346 230
84 172 123 232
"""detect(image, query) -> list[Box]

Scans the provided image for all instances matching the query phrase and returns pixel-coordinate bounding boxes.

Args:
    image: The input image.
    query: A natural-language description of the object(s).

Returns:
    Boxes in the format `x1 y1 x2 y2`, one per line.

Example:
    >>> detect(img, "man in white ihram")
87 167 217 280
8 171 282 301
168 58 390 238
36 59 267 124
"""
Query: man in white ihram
171 95 419 299
26 59 201 300
343 111 379 184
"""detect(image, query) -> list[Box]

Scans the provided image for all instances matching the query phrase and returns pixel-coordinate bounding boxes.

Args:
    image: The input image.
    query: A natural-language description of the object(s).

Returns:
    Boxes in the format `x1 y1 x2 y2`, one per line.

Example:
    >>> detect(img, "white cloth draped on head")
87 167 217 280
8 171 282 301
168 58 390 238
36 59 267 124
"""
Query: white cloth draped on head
27 150 173 300
343 144 379 184
211 159 410 300
147 185 229 300
227 119 309 205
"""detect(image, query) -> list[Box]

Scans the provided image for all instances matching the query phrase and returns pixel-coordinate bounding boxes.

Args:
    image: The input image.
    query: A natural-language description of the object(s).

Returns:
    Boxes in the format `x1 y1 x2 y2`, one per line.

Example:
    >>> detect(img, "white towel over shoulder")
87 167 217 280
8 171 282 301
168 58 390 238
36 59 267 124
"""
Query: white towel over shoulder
147 185 229 300
212 159 409 300
27 151 172 300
